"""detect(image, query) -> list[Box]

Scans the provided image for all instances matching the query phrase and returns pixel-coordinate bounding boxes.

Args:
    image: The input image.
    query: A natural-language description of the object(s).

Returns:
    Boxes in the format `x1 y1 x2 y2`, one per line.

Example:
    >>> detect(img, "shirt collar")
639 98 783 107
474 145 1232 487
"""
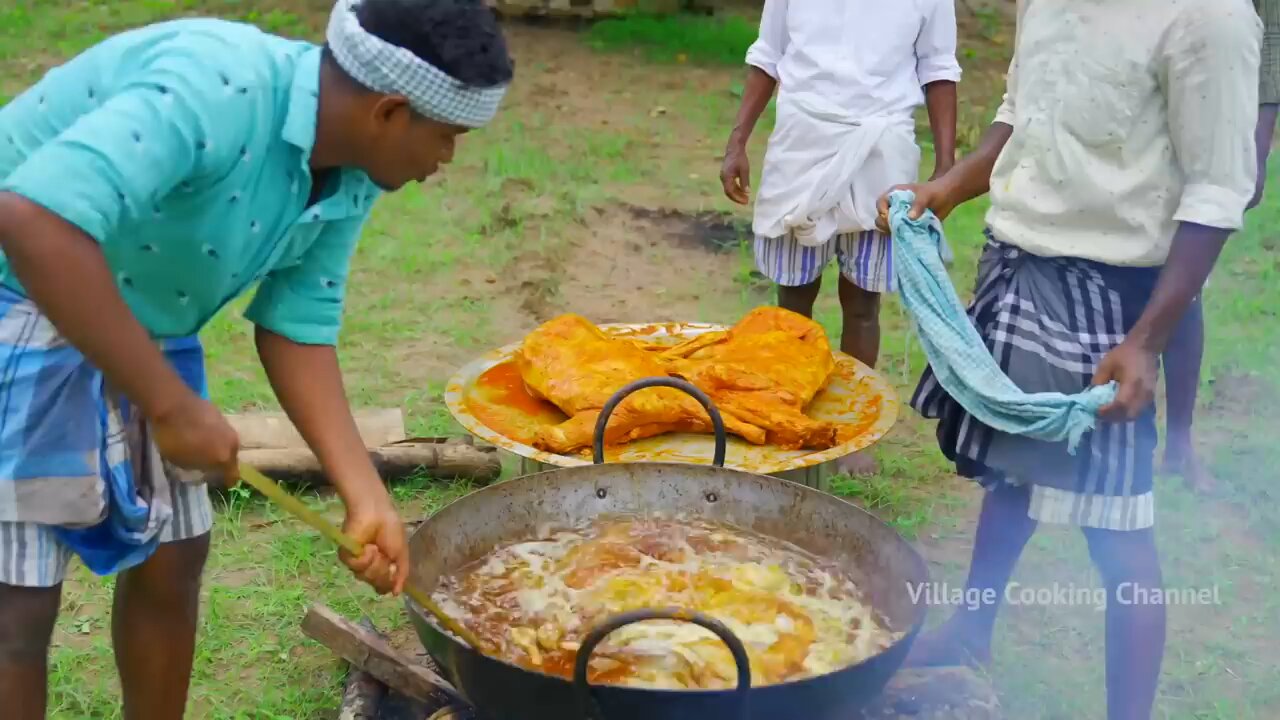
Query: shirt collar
281 46 382 224
281 46 323 163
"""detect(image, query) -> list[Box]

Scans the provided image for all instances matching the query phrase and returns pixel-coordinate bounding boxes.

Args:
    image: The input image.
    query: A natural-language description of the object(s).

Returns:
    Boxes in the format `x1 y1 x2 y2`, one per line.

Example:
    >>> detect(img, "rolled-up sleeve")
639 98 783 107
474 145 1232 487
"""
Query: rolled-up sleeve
744 0 788 79
992 67 1017 127
245 208 371 346
1165 4 1262 231
916 0 962 85
1 59 244 243
1260 0 1280 104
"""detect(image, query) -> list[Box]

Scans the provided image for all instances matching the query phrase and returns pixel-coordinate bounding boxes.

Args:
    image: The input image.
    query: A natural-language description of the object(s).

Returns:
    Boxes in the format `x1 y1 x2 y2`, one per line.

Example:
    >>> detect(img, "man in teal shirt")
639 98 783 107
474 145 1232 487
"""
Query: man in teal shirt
0 1 512 717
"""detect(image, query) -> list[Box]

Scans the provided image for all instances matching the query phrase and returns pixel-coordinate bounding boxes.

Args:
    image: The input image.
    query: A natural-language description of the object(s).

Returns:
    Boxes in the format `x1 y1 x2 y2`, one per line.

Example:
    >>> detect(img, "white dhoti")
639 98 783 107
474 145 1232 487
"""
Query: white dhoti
752 93 946 292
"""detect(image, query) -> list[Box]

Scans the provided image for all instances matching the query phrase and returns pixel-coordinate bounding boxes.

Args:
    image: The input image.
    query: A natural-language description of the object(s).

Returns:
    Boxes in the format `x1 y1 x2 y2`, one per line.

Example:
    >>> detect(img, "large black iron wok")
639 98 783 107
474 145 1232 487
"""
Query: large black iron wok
406 378 929 720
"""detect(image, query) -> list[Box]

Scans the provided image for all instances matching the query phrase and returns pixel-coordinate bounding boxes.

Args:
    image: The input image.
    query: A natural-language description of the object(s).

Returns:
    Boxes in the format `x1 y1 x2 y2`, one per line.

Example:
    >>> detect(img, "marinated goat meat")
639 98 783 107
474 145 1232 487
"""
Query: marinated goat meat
512 308 852 454
659 307 853 450
515 314 767 454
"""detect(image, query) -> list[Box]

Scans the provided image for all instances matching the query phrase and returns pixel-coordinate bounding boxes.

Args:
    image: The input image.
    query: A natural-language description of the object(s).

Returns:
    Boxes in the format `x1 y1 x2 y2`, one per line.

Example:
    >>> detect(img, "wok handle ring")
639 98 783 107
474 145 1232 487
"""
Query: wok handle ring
592 377 727 467
573 608 751 720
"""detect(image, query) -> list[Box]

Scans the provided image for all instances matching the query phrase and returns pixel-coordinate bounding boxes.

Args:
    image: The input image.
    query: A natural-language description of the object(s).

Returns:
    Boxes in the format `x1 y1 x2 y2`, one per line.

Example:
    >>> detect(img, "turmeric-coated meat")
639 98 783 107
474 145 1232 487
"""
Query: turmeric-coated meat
659 307 851 450
511 309 850 454
515 314 767 454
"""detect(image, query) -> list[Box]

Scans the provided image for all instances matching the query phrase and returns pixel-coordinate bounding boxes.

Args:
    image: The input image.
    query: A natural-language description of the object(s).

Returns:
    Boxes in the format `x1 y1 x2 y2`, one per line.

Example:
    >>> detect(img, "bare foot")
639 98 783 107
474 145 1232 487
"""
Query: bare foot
836 450 879 477
1163 444 1218 495
904 614 993 669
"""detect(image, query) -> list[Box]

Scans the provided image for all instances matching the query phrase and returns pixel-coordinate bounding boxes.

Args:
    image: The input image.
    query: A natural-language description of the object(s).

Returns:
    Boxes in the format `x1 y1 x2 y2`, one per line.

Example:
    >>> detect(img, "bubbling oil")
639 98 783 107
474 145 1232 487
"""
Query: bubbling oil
431 515 900 689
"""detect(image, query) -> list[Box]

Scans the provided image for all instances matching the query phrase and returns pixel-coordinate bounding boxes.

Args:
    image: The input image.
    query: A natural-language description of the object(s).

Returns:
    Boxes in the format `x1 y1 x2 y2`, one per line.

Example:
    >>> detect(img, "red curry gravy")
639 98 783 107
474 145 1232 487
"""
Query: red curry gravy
464 360 566 445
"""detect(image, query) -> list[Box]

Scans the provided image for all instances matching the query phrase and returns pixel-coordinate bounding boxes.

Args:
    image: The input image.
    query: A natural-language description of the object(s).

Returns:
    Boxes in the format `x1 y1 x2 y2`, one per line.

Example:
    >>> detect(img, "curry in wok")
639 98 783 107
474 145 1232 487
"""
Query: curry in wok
431 514 901 690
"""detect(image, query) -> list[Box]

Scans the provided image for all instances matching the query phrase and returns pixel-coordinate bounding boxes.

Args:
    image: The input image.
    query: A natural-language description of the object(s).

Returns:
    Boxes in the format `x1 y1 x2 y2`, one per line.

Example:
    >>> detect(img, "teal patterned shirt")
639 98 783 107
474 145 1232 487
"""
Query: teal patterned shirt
0 19 381 345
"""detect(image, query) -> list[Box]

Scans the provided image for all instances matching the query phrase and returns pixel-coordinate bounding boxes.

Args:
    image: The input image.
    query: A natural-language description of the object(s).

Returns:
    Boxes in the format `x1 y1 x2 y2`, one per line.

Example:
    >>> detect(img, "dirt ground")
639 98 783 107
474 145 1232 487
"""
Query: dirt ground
374 11 1014 397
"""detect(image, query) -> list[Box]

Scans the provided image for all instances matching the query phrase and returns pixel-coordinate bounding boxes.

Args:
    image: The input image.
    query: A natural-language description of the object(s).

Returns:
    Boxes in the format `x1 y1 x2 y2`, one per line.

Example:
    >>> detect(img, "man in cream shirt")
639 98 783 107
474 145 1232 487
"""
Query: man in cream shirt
720 0 960 475
880 0 1260 718
1161 0 1280 494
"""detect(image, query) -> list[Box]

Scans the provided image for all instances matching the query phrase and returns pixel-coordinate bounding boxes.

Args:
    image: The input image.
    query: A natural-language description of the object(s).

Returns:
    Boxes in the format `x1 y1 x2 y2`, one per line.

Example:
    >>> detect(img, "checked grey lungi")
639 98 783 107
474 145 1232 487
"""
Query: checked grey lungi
911 233 1161 531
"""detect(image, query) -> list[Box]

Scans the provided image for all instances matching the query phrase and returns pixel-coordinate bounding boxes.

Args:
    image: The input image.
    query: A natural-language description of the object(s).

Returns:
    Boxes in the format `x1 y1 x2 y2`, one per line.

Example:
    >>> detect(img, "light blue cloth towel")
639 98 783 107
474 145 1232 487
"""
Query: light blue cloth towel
887 190 1117 453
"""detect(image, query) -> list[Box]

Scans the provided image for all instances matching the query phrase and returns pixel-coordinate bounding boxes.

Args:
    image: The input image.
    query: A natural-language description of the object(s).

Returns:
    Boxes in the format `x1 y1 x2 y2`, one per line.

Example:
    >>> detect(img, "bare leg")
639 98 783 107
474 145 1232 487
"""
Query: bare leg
837 275 882 368
831 276 883 475
775 276 879 475
1161 297 1215 493
1083 527 1166 720
776 277 821 318
0 583 61 720
115 534 210 720
907 482 1038 667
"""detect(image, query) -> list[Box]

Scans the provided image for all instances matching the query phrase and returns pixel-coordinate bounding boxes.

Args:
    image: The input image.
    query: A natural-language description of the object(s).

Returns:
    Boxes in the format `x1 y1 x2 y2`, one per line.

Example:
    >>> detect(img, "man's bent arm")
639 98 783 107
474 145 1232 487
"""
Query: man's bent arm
934 122 1013 211
1127 224 1228 355
924 81 959 177
255 327 388 509
256 327 407 592
0 193 197 419
877 121 1013 228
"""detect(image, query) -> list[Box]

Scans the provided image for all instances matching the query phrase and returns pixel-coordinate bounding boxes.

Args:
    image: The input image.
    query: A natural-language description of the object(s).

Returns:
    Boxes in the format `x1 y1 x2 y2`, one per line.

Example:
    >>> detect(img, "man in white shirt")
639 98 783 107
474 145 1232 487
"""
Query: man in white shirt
879 1 1260 718
720 0 960 475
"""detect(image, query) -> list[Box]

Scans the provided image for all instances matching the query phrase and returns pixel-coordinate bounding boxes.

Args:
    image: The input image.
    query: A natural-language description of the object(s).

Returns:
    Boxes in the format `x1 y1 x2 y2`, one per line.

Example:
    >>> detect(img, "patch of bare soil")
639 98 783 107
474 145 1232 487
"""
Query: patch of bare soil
385 623 430 659
391 203 758 382
500 25 732 138
387 26 752 380
504 204 757 328
1206 370 1275 417
501 25 747 204
390 261 532 382
626 206 752 252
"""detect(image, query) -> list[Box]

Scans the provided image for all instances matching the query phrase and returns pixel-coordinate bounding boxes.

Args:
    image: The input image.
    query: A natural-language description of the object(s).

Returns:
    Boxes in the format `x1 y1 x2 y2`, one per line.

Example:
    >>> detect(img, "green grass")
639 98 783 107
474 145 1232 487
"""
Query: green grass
585 13 758 65
48 481 472 719
4 3 1280 718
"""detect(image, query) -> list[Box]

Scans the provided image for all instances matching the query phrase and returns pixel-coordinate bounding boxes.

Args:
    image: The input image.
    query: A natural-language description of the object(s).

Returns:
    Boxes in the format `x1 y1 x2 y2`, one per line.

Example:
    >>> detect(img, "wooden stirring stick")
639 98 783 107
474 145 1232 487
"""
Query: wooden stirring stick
236 463 484 650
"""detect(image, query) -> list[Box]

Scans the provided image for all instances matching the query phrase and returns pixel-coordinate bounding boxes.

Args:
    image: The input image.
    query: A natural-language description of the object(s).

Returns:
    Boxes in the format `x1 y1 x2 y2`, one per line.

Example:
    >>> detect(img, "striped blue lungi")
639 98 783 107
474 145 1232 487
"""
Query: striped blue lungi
0 286 213 587
755 229 954 293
